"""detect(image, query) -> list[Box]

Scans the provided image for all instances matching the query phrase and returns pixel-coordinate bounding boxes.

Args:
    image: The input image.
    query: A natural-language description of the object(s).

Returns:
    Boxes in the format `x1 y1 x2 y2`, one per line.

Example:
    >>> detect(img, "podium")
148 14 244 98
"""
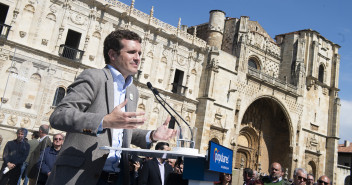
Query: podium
100 141 233 185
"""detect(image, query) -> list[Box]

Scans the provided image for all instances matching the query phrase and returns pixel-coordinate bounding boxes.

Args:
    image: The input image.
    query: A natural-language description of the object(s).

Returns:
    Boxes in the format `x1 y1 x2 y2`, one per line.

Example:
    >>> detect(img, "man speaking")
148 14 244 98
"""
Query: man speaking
47 30 177 185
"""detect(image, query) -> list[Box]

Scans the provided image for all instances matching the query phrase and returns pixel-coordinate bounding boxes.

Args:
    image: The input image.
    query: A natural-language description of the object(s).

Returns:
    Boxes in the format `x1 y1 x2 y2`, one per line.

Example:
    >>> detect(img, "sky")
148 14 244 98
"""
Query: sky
118 0 352 143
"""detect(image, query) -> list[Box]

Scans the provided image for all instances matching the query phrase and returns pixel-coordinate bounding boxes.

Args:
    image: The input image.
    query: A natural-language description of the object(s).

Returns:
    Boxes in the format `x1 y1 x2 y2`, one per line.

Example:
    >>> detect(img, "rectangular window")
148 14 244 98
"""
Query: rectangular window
0 3 9 37
61 29 83 60
172 69 184 94
0 3 9 23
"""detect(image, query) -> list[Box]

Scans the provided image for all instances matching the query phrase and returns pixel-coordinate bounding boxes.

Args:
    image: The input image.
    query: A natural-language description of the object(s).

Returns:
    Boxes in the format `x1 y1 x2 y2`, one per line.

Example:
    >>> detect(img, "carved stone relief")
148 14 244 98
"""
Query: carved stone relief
70 12 87 26
7 115 18 126
20 117 31 128
49 4 58 13
0 112 4 124
306 134 319 152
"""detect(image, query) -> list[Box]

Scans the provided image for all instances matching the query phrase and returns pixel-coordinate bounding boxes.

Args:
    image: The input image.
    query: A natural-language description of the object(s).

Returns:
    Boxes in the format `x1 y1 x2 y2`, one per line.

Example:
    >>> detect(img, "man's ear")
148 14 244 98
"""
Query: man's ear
108 49 116 61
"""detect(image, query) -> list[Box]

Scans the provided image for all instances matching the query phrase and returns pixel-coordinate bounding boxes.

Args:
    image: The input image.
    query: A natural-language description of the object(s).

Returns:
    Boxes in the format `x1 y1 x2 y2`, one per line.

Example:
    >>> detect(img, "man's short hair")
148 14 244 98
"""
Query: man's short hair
32 131 39 139
293 168 307 176
39 124 49 134
244 168 253 177
53 133 64 140
17 128 27 137
103 30 142 64
155 142 169 150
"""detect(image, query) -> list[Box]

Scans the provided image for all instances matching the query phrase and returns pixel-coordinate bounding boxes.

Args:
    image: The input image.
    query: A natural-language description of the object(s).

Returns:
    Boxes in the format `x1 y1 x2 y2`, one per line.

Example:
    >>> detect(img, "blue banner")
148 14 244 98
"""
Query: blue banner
208 141 233 174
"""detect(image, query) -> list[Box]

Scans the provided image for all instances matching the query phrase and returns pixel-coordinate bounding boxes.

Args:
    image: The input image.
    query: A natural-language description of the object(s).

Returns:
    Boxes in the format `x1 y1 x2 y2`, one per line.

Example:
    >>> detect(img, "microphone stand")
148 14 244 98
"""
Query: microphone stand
147 82 195 148
151 91 183 140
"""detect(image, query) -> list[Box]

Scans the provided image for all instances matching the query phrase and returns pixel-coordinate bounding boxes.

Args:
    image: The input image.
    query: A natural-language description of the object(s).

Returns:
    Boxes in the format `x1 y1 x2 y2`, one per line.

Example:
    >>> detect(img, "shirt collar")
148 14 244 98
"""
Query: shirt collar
271 176 282 183
39 135 48 142
107 65 133 89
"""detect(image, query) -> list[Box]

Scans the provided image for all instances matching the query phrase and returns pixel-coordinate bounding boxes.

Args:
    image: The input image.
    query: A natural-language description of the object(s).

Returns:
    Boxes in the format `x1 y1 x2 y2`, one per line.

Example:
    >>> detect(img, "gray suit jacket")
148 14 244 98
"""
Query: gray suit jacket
26 136 52 179
47 67 150 185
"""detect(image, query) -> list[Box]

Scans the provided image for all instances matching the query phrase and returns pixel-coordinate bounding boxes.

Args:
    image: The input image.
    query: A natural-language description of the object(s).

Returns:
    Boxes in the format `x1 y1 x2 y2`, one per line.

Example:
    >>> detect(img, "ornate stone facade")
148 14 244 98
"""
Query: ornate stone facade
0 0 341 183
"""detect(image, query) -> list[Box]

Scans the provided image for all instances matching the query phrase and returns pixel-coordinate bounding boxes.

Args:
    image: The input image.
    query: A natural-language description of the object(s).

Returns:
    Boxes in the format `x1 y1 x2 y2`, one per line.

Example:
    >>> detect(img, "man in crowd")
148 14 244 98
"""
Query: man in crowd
18 131 39 185
27 125 52 185
36 133 64 185
262 162 290 185
243 168 254 185
47 29 177 185
317 175 330 185
306 174 314 185
292 168 307 185
0 128 30 185
138 142 173 185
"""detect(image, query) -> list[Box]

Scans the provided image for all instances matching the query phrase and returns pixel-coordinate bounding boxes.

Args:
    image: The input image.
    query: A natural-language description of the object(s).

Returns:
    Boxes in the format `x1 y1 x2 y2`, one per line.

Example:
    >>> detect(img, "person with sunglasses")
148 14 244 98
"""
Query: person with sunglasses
306 174 314 185
317 175 330 185
35 134 64 185
292 168 307 185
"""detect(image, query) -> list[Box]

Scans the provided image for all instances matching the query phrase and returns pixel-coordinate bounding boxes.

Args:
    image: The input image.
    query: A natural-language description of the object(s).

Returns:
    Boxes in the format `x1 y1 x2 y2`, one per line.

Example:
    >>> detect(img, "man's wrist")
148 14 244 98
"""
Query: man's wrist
150 130 157 142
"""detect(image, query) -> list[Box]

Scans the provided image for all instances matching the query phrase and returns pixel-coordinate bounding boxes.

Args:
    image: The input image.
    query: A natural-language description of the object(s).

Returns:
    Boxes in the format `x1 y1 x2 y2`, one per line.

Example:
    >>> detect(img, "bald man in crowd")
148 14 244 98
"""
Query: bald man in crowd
317 175 330 185
262 162 290 185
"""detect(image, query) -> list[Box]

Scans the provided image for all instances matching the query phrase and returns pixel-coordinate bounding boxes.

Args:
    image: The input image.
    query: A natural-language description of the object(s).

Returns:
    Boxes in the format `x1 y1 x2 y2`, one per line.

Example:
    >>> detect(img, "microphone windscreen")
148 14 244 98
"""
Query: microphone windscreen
146 82 152 89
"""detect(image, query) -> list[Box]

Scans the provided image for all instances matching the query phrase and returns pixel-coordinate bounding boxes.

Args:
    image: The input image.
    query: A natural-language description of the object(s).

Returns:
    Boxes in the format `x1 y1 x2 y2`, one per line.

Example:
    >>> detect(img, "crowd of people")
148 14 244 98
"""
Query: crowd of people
0 126 64 185
233 162 331 185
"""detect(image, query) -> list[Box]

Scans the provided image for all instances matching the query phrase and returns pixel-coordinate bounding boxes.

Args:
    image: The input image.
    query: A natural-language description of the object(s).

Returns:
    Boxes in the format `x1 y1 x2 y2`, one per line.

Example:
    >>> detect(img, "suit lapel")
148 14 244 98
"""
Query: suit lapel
153 158 162 183
103 67 114 146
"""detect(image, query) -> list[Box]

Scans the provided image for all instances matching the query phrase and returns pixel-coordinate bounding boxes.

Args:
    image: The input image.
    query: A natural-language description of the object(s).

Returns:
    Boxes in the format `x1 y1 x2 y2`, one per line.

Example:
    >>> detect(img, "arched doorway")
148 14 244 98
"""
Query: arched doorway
307 161 316 178
236 97 292 174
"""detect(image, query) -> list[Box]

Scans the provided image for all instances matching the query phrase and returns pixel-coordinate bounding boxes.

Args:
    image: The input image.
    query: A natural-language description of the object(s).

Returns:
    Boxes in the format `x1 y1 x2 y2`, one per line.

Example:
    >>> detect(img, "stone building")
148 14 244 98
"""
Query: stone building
0 0 341 182
337 141 351 185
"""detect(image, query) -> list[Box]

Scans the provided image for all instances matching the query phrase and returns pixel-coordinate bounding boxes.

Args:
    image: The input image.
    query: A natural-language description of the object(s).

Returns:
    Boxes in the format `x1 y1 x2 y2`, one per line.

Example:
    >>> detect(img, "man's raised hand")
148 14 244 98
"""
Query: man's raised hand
103 99 146 129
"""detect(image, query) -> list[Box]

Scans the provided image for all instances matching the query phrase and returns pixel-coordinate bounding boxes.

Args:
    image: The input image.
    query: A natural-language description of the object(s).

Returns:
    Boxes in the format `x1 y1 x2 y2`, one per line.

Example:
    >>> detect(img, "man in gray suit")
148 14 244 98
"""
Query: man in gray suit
47 30 176 185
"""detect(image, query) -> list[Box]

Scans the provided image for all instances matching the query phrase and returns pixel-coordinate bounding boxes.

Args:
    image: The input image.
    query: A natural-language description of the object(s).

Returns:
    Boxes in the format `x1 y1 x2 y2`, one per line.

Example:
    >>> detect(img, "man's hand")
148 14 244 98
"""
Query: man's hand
134 161 140 172
152 117 177 141
103 99 146 129
7 162 15 170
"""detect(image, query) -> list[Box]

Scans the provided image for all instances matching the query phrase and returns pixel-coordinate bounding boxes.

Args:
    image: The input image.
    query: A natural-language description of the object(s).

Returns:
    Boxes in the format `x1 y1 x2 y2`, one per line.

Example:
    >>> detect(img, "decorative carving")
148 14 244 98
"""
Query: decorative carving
49 4 58 13
89 55 95 61
230 136 236 146
157 79 163 83
138 103 145 110
236 99 241 111
0 112 4 123
0 52 10 61
307 135 319 151
95 24 102 32
20 117 31 128
322 88 328 95
19 31 27 38
7 115 18 126
28 0 36 4
144 74 149 79
1 97 8 104
25 103 32 109
207 58 219 71
208 25 224 33
306 78 315 90
153 107 159 113
70 12 87 26
41 39 48 46
177 56 187 66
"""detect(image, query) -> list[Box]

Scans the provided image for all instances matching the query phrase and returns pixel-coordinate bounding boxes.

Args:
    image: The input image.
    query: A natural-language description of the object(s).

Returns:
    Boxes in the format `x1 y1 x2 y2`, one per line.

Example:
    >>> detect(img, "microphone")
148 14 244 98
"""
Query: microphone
147 82 195 148
146 82 159 95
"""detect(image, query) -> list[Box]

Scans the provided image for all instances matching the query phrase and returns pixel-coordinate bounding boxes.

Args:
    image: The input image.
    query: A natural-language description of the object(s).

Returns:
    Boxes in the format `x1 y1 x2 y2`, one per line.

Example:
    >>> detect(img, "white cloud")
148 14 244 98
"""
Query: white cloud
339 99 352 143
